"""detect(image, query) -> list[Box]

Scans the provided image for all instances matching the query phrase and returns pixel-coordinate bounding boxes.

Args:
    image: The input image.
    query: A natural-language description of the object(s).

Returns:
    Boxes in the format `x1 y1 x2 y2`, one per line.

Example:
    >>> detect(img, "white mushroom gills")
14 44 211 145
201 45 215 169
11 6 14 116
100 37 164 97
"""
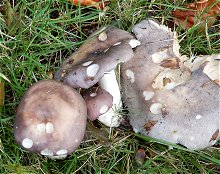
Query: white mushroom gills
125 69 135 83
129 39 141 48
98 31 108 41
22 138 33 149
150 103 163 114
86 64 100 77
143 91 155 101
100 105 109 114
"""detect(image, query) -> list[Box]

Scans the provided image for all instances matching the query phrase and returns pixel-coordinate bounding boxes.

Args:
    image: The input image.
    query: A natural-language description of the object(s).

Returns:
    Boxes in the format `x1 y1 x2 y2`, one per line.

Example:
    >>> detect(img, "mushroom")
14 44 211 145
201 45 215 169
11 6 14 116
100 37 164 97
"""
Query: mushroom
121 19 220 150
82 87 113 121
54 26 140 89
14 80 87 158
54 26 140 127
97 69 123 127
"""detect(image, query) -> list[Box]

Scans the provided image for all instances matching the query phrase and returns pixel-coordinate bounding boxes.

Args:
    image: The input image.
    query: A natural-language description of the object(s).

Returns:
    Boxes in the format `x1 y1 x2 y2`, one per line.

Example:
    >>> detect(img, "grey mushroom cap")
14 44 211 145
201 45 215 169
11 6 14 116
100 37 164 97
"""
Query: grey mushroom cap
82 87 113 121
125 68 219 150
14 80 87 158
54 26 138 89
121 19 220 150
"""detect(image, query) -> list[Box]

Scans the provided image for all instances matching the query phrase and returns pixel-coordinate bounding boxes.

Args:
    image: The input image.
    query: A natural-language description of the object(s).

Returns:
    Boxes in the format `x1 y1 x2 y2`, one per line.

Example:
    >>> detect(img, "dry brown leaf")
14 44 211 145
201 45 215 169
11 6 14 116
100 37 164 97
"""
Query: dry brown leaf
5 0 20 35
0 80 4 107
69 0 108 9
135 148 146 165
172 0 220 30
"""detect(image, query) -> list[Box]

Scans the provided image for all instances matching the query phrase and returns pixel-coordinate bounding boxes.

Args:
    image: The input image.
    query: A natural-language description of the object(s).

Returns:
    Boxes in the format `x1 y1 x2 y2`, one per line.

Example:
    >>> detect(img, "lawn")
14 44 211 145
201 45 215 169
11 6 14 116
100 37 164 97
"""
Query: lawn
0 0 220 173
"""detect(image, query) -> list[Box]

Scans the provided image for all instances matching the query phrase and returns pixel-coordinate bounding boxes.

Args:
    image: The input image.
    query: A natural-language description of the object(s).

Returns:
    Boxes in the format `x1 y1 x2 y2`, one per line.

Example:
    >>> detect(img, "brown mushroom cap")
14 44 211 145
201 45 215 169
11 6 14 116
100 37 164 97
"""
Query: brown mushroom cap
82 87 113 121
14 80 87 158
121 20 220 150
54 26 139 89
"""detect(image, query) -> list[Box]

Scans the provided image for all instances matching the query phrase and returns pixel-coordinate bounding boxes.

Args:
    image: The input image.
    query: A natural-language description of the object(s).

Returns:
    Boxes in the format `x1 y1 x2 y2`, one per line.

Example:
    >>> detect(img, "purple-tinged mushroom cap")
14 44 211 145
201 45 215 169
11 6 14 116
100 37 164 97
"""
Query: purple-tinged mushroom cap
121 20 220 150
14 80 87 159
82 87 113 121
54 26 140 89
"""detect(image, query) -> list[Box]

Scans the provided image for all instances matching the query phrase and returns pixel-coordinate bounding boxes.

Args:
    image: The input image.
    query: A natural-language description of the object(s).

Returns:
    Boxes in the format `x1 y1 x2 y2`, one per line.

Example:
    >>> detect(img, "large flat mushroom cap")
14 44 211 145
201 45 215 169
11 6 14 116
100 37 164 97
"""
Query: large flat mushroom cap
121 19 220 150
14 80 87 158
126 69 219 150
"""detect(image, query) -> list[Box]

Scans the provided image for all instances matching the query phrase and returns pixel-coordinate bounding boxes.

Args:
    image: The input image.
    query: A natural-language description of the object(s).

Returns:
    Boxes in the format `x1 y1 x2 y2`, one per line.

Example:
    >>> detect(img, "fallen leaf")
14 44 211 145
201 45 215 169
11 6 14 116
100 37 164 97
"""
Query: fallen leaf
209 129 219 142
5 0 20 34
135 148 146 165
69 0 108 9
144 120 158 132
0 80 4 107
172 0 220 31
86 121 112 146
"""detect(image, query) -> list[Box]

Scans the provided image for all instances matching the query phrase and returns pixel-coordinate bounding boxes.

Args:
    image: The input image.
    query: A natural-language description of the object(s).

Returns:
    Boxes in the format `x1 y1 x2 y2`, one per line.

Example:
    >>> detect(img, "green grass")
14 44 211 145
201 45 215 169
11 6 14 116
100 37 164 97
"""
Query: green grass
0 0 220 173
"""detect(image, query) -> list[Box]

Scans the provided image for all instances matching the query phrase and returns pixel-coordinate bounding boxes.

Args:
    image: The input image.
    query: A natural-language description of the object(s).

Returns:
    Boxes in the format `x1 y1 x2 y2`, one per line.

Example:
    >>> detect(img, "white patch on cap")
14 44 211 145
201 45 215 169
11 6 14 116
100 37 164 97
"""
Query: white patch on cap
196 115 202 120
104 48 109 53
129 39 141 48
56 149 68 155
100 105 109 114
90 93 97 97
82 61 93 67
37 123 46 132
41 148 53 156
151 49 169 63
190 136 194 141
86 64 100 77
113 42 121 46
98 32 107 41
46 122 54 133
125 69 135 83
150 103 163 114
22 138 33 149
143 91 155 101
75 139 79 143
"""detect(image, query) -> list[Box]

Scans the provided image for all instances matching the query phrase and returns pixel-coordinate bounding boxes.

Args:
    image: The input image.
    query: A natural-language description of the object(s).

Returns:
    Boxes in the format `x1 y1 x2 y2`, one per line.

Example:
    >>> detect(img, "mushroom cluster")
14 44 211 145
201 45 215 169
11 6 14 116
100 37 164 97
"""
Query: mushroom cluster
121 20 220 150
54 25 140 127
14 20 219 159
14 26 140 158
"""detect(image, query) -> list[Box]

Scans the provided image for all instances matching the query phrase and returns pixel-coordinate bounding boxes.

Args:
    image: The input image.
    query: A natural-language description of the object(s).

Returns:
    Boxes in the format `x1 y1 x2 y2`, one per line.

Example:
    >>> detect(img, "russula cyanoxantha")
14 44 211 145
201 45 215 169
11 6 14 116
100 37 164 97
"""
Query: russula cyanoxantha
97 69 123 127
121 20 220 150
54 26 140 127
54 26 140 89
14 80 87 158
82 87 113 121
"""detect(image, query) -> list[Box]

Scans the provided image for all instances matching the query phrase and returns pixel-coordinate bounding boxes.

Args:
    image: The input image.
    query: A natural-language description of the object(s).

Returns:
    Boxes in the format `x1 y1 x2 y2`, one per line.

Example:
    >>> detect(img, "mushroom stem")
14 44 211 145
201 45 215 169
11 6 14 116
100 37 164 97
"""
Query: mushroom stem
98 70 122 128
99 70 122 107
